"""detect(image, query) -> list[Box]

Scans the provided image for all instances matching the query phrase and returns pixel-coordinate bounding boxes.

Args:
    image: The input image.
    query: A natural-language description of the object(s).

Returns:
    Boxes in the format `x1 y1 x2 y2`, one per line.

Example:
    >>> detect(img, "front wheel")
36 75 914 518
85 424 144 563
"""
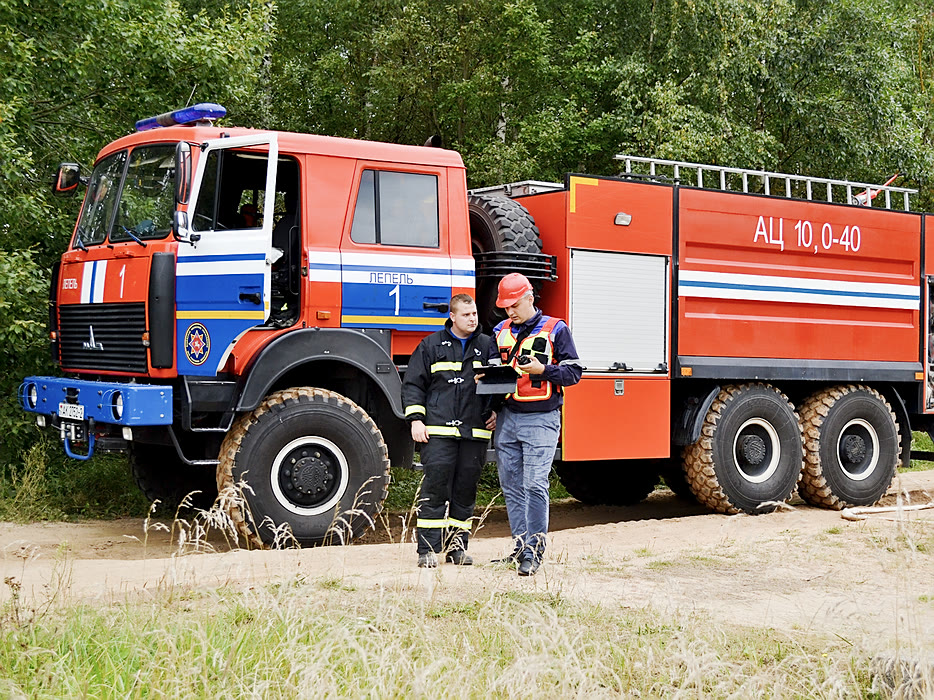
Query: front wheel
798 385 899 509
684 383 803 514
217 388 390 548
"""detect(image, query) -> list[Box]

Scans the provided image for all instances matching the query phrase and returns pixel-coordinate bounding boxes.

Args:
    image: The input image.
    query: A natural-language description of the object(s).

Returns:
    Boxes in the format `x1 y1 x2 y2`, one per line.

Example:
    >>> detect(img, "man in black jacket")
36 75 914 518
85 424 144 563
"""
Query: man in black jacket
402 294 492 568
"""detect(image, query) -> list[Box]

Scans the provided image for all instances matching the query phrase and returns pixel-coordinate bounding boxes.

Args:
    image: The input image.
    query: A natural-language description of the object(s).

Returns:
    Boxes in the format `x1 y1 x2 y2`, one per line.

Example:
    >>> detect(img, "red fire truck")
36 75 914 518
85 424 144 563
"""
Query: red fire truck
21 103 932 547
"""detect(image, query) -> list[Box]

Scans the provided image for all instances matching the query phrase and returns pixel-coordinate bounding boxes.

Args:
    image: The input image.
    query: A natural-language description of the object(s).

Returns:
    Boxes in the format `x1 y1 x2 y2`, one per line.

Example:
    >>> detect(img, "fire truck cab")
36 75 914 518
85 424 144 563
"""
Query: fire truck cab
22 104 509 547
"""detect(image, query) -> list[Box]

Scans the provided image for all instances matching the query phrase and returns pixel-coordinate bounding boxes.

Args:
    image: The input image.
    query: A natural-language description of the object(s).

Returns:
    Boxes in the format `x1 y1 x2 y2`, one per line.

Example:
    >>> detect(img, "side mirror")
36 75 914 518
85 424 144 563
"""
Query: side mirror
53 163 82 196
173 210 192 243
175 141 191 205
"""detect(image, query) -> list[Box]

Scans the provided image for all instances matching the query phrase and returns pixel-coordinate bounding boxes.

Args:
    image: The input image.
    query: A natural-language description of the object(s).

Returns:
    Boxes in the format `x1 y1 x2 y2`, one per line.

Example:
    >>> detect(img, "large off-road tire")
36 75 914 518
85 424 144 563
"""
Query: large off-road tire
554 459 660 506
798 385 899 509
130 444 217 511
468 194 543 330
684 383 803 514
217 388 390 549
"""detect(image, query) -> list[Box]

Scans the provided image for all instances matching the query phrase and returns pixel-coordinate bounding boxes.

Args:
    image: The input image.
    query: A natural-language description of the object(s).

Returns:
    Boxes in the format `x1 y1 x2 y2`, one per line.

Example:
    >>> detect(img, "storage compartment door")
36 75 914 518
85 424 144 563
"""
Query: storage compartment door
563 250 671 460
569 250 668 372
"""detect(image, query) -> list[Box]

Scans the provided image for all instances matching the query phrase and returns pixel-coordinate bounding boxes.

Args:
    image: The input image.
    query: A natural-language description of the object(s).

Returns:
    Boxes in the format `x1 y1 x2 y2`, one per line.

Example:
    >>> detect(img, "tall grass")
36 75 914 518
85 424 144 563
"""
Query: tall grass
2 443 934 696
0 578 887 698
0 438 148 522
0 431 926 522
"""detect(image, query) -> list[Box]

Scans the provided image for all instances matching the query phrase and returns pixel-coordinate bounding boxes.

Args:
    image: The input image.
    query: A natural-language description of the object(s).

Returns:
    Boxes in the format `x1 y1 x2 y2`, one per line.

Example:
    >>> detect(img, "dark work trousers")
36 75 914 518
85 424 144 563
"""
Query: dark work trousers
416 437 487 555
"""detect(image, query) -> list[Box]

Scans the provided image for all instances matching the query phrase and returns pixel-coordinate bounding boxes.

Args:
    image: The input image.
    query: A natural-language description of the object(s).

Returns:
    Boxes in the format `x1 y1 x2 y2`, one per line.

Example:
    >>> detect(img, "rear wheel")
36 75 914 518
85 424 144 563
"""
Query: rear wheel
554 459 660 506
217 388 390 548
799 385 899 509
468 194 543 330
684 383 803 514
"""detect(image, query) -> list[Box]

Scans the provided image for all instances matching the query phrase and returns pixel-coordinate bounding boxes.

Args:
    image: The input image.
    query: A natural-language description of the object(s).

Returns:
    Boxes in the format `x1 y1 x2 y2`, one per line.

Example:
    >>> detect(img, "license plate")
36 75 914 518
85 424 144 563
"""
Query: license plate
58 402 85 420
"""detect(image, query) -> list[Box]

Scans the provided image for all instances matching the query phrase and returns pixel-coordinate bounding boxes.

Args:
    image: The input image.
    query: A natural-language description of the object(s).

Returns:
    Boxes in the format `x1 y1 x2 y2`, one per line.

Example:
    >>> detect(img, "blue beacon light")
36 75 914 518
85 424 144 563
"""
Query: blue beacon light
135 103 227 132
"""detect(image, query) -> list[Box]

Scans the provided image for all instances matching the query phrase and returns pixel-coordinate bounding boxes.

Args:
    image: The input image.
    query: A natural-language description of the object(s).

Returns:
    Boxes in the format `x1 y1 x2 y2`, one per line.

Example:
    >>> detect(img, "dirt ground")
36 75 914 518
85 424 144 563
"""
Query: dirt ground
4 471 934 653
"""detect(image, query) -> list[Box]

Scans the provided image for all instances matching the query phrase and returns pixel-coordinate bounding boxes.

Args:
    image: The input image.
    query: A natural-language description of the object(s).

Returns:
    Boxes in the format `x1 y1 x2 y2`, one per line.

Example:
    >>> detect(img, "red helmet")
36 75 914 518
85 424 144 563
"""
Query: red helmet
496 273 533 308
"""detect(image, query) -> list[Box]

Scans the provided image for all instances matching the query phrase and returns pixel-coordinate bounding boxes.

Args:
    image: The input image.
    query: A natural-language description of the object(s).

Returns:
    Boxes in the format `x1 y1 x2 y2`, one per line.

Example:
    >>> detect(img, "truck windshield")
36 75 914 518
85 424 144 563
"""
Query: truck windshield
74 144 177 248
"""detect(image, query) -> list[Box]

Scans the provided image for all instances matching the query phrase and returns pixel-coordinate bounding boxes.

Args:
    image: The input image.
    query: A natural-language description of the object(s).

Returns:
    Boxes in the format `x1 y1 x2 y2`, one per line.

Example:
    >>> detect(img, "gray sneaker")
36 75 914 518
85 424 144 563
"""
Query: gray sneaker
417 552 438 568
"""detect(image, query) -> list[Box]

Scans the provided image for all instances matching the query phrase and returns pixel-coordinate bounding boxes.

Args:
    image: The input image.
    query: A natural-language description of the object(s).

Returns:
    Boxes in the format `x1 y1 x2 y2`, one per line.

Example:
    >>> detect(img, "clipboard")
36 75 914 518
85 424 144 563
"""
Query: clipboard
474 364 519 394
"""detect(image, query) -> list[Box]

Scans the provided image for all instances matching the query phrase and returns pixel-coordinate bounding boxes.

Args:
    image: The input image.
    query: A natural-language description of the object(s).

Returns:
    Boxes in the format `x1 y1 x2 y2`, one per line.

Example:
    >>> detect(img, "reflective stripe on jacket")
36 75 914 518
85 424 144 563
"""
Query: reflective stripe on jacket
401 321 492 441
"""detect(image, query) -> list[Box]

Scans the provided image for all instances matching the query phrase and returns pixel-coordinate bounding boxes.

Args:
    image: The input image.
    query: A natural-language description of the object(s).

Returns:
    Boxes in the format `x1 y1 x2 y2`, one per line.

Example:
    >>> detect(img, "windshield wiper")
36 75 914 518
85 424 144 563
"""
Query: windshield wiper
117 225 148 248
74 226 88 252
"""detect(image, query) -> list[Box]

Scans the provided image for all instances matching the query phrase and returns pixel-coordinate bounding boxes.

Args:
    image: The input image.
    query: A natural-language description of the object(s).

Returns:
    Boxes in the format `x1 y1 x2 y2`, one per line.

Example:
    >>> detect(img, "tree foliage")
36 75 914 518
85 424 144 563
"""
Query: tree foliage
266 0 934 191
0 0 274 461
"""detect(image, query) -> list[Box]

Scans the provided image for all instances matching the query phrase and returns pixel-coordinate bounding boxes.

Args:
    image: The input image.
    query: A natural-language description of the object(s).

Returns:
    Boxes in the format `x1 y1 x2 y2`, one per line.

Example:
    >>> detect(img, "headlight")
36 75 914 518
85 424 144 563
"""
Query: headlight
26 383 38 409
112 391 124 420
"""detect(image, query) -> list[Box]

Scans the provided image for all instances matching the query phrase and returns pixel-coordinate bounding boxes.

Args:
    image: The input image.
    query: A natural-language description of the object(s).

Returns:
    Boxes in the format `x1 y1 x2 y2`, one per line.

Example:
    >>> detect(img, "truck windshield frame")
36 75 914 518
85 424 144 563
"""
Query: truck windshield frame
74 144 177 249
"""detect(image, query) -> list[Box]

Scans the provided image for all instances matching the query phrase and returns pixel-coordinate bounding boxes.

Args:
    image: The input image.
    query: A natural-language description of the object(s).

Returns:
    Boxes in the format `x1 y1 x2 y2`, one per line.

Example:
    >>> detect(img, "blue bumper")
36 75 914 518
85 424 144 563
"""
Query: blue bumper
20 376 173 426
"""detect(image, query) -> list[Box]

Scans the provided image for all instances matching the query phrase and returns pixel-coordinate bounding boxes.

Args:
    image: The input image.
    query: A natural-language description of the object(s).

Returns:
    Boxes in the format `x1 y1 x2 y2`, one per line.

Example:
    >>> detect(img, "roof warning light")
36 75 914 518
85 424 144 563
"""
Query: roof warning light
135 103 226 132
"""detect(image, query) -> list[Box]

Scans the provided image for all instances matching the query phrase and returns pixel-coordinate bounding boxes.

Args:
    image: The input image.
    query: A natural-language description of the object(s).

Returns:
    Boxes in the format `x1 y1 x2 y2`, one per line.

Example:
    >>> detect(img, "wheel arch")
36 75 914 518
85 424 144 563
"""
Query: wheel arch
879 384 912 469
238 328 403 415
236 329 413 469
672 384 721 446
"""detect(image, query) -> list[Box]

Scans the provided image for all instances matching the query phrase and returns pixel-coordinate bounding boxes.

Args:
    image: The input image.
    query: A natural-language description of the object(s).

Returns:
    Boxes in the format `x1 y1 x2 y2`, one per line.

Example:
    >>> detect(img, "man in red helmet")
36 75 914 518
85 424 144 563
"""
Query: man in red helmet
487 273 582 575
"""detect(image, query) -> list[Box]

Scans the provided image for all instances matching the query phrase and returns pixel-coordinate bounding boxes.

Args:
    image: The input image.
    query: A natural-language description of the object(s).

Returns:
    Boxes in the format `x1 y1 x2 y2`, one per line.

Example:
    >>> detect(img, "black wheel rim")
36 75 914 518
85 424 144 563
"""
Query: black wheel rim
271 436 349 515
835 418 879 481
732 418 781 483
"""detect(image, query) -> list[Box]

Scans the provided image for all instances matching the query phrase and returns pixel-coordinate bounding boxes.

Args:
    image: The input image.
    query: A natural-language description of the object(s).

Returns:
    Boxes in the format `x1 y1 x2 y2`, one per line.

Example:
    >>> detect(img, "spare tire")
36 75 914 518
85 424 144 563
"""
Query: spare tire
468 194 543 330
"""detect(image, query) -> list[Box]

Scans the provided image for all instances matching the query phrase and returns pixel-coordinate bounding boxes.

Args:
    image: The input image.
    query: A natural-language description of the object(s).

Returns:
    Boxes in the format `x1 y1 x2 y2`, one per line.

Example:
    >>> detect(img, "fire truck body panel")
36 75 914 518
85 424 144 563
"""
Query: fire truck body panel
515 172 930 464
565 175 674 257
57 242 175 378
678 188 922 367
520 178 674 462
561 377 672 460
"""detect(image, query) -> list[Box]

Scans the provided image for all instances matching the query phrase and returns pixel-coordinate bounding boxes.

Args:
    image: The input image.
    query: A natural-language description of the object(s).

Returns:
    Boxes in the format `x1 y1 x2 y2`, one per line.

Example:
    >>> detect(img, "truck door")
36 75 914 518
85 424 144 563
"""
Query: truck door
340 167 453 330
177 134 279 376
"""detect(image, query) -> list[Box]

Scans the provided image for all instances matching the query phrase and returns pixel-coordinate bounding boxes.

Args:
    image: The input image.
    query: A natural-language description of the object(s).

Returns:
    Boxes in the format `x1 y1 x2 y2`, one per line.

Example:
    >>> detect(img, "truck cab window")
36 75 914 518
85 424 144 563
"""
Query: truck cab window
75 150 127 247
192 150 290 231
110 145 177 242
351 169 439 248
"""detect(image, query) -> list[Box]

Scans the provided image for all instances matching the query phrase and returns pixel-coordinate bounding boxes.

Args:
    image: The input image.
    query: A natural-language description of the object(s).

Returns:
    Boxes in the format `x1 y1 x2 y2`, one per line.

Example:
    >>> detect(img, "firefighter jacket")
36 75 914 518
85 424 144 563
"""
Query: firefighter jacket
491 309 582 413
402 320 493 441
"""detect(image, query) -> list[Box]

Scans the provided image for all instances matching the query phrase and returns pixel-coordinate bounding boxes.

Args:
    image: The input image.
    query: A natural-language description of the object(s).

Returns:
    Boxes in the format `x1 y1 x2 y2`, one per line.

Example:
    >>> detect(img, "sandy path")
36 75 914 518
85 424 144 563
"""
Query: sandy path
3 471 934 650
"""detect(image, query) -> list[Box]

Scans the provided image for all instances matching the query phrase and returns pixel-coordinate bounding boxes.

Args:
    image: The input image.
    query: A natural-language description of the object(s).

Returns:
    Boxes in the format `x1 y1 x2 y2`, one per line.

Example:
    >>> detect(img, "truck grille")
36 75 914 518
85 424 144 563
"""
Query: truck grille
59 303 148 373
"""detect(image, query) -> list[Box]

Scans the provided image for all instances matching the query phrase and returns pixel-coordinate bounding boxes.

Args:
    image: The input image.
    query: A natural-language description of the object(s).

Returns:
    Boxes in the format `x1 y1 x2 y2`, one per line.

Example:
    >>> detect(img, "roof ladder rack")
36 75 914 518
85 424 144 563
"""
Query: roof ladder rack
615 154 918 211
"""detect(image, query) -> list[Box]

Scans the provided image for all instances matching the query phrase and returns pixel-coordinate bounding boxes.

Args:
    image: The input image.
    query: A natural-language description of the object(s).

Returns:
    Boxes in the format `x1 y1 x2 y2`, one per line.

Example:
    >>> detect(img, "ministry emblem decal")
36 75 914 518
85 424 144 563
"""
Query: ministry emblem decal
184 323 211 366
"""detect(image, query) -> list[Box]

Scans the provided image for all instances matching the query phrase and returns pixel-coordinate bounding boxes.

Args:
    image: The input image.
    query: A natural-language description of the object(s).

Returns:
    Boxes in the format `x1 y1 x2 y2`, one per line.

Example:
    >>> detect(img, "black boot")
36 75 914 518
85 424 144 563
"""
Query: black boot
446 550 473 565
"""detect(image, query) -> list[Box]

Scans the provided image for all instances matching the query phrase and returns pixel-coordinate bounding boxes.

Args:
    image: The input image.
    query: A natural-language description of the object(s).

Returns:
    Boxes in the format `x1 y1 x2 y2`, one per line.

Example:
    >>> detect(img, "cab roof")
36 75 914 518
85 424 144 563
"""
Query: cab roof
99 125 466 170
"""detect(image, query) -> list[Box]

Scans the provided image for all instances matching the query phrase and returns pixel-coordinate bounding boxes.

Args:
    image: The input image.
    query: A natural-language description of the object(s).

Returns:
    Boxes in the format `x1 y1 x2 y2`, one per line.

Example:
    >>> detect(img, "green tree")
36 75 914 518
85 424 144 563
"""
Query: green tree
0 0 275 462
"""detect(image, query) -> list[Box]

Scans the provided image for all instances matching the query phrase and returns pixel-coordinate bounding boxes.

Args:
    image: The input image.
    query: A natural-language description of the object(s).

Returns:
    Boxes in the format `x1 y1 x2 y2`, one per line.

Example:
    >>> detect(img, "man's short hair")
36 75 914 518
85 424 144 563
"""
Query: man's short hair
449 293 476 312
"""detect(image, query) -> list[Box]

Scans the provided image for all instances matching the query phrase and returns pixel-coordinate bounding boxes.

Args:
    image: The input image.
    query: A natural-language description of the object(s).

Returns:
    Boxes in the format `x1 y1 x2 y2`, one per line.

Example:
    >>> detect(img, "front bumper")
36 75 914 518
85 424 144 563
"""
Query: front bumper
20 376 173 426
